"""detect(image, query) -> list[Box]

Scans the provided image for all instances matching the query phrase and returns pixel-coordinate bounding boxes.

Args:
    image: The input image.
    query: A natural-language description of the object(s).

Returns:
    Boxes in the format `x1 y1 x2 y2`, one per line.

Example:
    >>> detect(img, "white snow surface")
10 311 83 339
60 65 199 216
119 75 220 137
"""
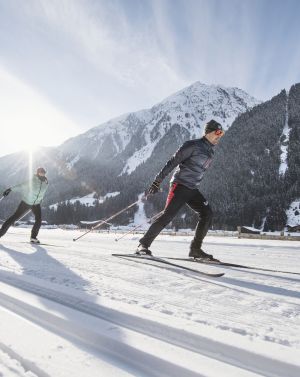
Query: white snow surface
0 228 300 377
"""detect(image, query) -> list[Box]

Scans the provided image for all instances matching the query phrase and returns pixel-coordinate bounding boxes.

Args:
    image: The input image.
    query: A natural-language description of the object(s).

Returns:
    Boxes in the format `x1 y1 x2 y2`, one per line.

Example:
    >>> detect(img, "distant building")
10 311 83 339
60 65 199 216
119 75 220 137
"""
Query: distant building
239 226 261 234
27 220 48 225
287 224 300 232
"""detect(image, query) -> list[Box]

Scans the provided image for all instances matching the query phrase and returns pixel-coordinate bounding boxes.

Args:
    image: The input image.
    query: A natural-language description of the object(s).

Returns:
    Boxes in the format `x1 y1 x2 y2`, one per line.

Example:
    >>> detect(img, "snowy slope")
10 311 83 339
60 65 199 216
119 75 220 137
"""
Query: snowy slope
60 82 260 176
50 191 120 210
0 228 299 377
0 81 260 218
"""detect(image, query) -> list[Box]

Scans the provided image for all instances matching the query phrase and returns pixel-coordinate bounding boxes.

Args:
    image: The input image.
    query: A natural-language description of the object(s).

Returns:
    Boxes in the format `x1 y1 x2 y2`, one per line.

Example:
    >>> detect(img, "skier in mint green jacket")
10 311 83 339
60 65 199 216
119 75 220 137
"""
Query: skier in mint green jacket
0 167 48 243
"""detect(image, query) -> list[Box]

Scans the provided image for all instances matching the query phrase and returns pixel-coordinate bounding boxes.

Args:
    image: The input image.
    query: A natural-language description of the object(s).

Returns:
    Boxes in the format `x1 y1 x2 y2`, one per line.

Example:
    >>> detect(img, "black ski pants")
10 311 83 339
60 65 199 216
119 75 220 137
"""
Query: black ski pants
139 183 213 248
0 201 42 239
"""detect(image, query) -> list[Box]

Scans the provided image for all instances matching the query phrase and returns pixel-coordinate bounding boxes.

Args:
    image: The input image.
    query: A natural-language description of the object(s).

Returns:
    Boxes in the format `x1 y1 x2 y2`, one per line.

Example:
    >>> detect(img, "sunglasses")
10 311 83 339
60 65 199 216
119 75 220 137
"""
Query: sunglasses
214 129 224 136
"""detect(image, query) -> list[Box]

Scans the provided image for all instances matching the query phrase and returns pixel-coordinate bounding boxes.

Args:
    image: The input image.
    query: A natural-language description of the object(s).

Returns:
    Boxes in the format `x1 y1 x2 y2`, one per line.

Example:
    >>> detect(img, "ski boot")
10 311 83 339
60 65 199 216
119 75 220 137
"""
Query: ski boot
189 247 215 260
30 237 41 244
136 244 152 256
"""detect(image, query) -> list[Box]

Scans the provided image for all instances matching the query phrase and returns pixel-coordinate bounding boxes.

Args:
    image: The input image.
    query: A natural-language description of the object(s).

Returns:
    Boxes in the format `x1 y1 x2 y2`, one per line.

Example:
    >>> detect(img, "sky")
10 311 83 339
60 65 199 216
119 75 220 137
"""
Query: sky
1 0 300 156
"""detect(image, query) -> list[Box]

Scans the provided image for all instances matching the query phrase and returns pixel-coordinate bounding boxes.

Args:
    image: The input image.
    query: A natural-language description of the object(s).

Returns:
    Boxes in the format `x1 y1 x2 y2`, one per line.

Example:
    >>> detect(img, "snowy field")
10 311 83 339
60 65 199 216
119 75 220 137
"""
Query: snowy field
0 228 299 377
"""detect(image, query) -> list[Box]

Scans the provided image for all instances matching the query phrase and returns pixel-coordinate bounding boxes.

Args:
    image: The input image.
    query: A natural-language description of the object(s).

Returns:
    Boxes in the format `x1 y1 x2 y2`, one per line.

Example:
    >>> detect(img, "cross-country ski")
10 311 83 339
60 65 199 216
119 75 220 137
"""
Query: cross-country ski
165 257 300 275
112 253 225 277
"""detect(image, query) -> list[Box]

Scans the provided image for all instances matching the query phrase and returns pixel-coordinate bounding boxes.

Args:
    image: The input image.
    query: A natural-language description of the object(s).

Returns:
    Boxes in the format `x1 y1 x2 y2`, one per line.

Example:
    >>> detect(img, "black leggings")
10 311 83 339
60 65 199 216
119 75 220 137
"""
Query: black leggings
0 201 42 238
139 183 213 248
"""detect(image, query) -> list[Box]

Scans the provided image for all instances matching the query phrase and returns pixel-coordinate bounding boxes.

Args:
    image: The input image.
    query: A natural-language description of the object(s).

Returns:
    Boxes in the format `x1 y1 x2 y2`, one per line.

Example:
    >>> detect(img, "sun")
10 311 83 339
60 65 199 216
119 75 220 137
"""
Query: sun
6 124 41 155
0 66 78 157
20 137 40 160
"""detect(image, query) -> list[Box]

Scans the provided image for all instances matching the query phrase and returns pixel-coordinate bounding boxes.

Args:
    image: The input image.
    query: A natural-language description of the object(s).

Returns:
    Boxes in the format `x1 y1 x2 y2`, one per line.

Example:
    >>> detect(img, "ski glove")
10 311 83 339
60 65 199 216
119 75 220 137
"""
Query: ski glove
148 180 161 195
3 188 11 197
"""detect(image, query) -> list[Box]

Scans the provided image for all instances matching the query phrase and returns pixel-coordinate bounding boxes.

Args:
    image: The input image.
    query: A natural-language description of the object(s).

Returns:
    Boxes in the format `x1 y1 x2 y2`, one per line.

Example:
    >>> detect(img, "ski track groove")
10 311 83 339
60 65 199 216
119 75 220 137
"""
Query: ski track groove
1 248 300 307
52 251 300 305
1 257 299 349
1 234 300 376
0 271 299 377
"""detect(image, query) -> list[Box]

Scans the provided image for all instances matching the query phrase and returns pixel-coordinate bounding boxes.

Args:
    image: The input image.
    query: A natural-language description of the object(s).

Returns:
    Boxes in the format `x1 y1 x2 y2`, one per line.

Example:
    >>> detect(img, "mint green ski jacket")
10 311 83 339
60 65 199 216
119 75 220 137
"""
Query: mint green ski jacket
11 175 48 205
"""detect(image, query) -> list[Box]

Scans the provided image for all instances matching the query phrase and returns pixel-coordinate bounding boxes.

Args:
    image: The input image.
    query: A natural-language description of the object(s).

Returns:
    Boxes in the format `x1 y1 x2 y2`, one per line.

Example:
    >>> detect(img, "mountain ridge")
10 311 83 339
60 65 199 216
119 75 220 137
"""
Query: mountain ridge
0 81 267 227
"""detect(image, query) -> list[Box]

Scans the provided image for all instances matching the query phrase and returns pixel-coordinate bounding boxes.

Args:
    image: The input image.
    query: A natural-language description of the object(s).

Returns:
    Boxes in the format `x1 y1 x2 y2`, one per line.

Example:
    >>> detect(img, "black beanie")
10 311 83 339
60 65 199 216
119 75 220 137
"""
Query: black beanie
205 120 223 134
36 167 46 175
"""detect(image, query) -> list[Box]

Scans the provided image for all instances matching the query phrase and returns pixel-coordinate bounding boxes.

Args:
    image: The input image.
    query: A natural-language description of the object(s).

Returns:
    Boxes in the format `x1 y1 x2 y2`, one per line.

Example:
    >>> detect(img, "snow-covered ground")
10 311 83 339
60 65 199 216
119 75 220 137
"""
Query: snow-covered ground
0 228 300 377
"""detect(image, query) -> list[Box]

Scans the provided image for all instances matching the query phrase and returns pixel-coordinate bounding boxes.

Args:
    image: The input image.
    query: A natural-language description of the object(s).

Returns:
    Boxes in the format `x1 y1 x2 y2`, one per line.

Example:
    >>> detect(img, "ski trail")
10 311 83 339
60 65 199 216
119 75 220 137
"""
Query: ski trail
0 277 299 377
1 229 300 376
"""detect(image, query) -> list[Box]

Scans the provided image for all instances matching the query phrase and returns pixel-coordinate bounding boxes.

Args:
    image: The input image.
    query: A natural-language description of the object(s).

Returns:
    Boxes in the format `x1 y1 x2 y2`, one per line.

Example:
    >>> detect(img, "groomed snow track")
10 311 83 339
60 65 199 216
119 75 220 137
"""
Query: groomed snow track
0 270 299 377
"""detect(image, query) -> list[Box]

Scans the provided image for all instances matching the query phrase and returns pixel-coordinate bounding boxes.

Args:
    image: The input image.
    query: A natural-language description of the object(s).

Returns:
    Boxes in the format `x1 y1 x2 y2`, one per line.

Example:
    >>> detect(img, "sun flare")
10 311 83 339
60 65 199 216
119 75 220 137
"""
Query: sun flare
0 66 78 157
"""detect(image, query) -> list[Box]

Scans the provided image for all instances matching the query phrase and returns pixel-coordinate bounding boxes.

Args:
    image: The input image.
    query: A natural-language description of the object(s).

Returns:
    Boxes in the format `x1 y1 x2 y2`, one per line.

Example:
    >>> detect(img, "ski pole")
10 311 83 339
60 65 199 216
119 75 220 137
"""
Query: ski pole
101 220 113 226
73 199 140 242
6 209 32 234
16 209 32 223
114 210 164 242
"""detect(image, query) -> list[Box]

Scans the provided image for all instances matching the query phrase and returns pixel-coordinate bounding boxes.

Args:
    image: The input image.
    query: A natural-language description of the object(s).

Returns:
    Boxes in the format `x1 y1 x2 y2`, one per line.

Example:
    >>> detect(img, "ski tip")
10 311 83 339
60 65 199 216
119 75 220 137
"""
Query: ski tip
215 273 225 277
206 273 225 278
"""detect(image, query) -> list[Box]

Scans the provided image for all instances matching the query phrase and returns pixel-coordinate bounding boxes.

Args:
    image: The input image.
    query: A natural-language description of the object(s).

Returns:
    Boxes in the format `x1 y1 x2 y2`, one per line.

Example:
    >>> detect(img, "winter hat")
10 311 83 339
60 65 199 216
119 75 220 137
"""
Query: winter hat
36 167 46 175
204 119 223 134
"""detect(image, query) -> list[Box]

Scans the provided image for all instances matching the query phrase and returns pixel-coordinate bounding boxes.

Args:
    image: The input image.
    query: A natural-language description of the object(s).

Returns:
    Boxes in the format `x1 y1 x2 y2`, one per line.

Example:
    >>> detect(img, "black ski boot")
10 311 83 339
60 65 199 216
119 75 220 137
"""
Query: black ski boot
30 237 41 244
189 248 214 260
136 244 152 256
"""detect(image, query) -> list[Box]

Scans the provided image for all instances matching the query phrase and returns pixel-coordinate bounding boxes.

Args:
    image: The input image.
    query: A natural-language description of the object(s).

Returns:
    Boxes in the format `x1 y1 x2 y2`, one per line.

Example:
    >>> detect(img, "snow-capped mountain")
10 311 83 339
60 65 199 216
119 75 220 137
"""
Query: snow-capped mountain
0 81 260 224
1 81 299 231
60 82 259 177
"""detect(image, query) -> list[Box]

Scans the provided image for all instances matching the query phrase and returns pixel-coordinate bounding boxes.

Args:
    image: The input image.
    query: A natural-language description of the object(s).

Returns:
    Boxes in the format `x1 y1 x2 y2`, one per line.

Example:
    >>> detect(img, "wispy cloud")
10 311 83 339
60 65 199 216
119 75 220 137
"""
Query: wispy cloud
172 0 300 99
0 0 300 156
0 0 186 127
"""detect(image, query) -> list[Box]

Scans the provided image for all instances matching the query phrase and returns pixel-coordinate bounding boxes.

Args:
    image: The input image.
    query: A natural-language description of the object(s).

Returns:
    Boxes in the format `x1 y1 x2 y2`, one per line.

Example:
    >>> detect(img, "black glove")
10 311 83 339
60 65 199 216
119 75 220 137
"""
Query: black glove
148 180 161 195
3 188 11 197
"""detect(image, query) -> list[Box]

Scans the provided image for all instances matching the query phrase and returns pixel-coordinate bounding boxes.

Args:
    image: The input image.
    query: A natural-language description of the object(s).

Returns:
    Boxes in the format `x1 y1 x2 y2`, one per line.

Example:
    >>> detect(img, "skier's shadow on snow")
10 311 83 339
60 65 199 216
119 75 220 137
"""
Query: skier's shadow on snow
0 244 89 290
0 243 136 371
129 258 300 299
221 276 300 299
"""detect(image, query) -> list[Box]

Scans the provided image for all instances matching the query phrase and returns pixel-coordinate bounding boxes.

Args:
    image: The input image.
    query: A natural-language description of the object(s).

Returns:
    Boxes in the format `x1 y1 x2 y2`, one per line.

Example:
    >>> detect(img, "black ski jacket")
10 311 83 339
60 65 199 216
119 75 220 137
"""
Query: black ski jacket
155 137 215 189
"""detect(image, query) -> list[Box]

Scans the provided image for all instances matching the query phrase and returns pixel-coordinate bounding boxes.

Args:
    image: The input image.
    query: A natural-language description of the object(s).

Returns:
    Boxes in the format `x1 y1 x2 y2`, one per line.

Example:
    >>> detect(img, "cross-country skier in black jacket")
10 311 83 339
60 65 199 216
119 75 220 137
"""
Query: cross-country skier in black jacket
137 119 224 259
